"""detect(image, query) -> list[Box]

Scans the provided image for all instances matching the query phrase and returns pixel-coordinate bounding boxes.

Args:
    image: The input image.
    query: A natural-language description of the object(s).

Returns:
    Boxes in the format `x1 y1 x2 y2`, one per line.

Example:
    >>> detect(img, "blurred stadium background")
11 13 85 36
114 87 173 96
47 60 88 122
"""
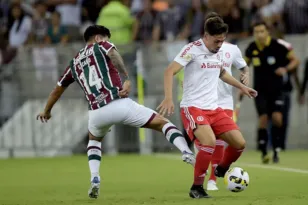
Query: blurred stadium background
0 0 307 156
0 0 308 204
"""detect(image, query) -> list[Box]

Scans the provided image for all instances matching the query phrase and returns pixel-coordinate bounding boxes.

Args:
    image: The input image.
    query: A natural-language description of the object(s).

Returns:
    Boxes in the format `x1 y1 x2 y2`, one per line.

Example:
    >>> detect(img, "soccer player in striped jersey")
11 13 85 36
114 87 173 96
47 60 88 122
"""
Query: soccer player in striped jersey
36 25 195 199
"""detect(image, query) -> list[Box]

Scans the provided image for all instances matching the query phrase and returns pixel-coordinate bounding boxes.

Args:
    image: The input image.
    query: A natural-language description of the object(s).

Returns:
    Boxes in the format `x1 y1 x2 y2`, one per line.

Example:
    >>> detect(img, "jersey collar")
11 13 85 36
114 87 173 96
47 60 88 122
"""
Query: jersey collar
256 36 271 51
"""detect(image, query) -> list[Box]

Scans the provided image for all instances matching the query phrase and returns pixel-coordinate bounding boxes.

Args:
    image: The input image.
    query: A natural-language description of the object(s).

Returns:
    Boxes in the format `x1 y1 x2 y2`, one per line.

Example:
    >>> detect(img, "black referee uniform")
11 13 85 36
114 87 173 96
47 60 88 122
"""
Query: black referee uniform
245 37 292 160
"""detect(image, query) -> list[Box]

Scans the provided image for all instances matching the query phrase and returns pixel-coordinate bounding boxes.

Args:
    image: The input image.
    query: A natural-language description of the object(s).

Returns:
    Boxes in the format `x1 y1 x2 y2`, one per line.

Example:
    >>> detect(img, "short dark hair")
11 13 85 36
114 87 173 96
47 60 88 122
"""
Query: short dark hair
204 17 228 36
205 12 222 21
252 20 269 30
84 25 111 42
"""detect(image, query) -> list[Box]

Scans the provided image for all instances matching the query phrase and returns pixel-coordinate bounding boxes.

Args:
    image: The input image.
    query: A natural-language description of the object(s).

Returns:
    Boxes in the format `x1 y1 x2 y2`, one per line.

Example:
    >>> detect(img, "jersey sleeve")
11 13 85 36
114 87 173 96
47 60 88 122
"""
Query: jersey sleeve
57 66 75 87
98 41 116 54
174 44 196 67
232 46 247 70
277 39 293 58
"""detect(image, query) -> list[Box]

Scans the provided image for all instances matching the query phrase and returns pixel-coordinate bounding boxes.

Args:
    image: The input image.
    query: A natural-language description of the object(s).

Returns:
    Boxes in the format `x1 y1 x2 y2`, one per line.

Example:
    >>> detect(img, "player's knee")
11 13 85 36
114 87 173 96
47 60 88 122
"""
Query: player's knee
144 114 170 131
89 132 103 142
236 139 246 150
258 115 268 128
194 125 216 147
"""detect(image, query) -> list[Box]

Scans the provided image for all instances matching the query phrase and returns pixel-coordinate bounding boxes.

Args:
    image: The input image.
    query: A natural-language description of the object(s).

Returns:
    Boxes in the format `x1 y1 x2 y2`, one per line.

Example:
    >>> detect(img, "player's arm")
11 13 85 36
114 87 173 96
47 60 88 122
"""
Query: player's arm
37 66 74 122
157 61 183 116
163 61 183 100
220 69 257 99
107 48 129 79
42 85 67 113
285 50 300 72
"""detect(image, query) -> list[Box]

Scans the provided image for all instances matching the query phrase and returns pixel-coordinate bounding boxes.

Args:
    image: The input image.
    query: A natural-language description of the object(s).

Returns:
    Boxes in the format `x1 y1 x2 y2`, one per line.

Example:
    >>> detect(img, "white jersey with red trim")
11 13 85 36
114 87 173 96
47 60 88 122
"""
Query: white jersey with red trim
217 42 247 110
174 39 223 110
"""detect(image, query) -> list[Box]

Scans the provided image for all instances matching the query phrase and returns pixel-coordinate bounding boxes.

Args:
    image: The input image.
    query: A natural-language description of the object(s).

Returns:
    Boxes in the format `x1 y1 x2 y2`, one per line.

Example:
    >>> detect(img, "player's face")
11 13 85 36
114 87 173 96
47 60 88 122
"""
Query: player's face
253 25 269 44
204 33 226 53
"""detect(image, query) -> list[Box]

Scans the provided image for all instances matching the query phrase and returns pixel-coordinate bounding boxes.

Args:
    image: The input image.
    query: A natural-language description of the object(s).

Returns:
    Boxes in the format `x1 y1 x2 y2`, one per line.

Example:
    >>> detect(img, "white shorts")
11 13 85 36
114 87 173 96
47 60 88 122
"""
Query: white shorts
88 98 156 137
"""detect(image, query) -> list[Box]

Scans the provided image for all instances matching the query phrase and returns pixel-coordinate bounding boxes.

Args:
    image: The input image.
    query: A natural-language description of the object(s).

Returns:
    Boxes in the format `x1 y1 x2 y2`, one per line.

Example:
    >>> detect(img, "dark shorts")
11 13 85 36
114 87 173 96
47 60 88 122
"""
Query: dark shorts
254 91 285 116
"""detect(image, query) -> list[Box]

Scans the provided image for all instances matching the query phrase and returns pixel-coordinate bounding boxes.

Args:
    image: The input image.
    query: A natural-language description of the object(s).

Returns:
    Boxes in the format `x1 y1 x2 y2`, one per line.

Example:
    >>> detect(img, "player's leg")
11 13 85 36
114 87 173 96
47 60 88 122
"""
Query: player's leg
122 99 195 165
207 109 245 177
255 93 270 163
270 92 285 163
87 99 130 199
207 109 232 190
180 107 216 198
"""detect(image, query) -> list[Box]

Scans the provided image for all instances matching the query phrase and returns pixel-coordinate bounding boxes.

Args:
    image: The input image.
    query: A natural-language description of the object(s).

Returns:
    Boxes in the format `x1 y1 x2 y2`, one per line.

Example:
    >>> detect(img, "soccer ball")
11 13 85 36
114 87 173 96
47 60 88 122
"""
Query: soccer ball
224 167 249 192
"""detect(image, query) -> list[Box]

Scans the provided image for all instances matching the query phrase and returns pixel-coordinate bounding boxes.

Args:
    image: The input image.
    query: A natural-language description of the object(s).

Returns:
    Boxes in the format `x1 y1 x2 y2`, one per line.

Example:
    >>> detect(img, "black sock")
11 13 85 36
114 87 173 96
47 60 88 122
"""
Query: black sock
271 126 282 156
258 129 268 157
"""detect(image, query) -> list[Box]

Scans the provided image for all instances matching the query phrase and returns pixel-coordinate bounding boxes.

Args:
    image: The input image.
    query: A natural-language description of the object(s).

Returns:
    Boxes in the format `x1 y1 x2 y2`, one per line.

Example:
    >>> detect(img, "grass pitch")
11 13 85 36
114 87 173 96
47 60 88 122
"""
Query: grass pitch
0 151 307 205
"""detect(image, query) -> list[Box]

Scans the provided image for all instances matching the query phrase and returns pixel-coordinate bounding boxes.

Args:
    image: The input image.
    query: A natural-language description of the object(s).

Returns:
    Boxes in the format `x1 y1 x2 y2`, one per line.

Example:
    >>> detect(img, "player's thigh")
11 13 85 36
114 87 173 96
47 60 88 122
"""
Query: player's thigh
194 124 216 147
181 107 215 147
88 99 130 138
219 130 246 150
211 109 239 137
122 98 158 129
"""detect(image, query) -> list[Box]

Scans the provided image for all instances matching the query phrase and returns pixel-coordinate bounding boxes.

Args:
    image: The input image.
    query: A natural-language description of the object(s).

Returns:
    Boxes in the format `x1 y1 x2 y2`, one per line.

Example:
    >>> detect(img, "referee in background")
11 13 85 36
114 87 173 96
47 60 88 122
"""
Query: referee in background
244 21 300 163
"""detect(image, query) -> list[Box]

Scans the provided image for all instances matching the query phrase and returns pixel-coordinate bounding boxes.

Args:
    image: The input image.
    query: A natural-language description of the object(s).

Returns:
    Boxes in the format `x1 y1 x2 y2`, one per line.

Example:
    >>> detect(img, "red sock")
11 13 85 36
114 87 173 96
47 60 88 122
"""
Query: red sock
209 140 225 181
219 145 244 168
194 144 214 185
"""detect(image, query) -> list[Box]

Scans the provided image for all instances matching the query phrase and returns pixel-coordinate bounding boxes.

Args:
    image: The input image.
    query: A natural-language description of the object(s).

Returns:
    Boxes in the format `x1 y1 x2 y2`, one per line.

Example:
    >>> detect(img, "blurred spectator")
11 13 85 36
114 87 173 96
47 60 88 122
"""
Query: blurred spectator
82 0 105 23
45 11 68 44
9 3 32 48
207 0 245 40
31 0 49 44
180 0 206 41
152 0 186 42
46 0 82 26
131 0 144 15
97 0 135 45
132 0 157 43
283 0 308 34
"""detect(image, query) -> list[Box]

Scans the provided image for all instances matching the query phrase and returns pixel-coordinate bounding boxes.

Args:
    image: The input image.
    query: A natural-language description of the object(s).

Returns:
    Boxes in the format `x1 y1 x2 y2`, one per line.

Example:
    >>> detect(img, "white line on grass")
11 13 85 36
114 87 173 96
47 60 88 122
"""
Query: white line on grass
155 154 308 174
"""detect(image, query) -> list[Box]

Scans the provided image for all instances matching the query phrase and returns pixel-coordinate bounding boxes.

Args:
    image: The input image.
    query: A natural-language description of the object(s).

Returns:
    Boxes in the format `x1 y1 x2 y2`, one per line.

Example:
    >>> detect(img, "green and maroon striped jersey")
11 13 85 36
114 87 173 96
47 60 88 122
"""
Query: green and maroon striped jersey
57 41 122 110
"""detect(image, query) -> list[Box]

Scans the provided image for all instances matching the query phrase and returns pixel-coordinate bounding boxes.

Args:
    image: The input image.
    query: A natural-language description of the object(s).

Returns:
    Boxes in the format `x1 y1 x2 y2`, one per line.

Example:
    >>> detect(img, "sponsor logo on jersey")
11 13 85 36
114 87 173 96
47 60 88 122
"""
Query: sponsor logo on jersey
197 116 204 121
252 50 259 55
201 63 221 69
222 61 231 68
94 93 109 103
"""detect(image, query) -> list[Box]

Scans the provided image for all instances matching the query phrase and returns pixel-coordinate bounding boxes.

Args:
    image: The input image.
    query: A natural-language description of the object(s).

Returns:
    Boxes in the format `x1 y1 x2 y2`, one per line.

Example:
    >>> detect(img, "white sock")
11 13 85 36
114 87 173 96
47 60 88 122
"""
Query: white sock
87 140 102 181
162 122 193 154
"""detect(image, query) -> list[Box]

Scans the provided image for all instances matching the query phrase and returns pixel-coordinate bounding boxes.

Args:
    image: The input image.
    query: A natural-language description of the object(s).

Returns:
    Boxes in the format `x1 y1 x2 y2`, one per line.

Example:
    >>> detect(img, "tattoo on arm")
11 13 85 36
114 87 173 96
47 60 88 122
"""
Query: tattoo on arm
108 48 129 78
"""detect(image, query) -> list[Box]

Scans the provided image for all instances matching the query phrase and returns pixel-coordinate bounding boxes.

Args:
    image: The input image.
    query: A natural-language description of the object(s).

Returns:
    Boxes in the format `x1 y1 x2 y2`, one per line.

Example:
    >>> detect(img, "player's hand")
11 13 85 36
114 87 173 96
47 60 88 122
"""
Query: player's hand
275 67 287 76
119 80 131 98
156 98 174 117
240 72 249 86
240 86 258 99
36 111 51 123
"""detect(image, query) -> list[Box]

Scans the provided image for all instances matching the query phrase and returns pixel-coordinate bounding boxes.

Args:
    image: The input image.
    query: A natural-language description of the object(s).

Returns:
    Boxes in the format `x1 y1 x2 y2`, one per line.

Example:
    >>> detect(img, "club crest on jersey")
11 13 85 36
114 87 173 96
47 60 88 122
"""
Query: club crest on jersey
267 56 276 65
197 116 204 121
225 52 230 58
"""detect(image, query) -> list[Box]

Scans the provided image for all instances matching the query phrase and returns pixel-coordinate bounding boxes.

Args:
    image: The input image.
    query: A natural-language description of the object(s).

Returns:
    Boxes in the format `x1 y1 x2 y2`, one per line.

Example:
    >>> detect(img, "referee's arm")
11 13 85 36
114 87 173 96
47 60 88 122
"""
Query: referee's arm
285 50 300 72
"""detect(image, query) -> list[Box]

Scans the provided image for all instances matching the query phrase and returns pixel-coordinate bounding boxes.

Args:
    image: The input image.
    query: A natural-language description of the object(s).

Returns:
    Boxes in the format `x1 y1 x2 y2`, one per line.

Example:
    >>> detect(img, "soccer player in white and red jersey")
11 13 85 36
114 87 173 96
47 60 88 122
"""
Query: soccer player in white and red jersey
197 13 250 191
36 25 195 199
157 17 257 198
